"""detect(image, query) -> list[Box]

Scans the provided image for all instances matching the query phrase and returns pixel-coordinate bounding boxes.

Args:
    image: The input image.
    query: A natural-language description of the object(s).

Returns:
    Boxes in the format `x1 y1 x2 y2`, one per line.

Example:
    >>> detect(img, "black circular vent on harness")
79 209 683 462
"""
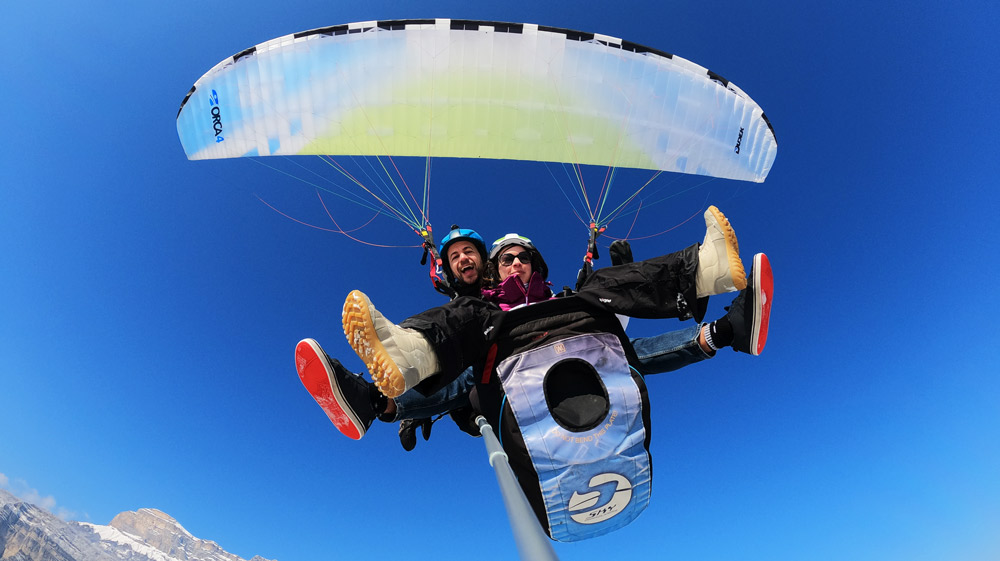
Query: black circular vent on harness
543 358 609 432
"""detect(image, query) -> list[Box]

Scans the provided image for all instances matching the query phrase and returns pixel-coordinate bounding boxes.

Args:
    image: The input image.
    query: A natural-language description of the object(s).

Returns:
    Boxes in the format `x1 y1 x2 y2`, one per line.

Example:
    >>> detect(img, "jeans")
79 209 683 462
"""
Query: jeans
390 323 712 421
630 323 714 376
393 365 477 420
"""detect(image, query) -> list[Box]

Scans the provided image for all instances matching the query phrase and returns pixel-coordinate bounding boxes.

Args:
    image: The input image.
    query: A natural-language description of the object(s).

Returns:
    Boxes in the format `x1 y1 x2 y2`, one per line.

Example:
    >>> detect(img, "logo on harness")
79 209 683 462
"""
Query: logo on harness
568 472 634 524
495 331 652 541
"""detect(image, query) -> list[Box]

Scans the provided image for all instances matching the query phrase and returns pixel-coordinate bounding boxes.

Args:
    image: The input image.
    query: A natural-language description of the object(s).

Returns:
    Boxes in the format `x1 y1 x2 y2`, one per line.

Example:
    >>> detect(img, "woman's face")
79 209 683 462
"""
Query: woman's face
497 245 533 284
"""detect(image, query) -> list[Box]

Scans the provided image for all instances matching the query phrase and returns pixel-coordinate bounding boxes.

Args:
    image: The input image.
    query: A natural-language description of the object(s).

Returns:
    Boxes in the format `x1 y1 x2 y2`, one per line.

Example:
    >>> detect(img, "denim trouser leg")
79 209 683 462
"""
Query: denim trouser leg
390 366 476 421
631 324 714 376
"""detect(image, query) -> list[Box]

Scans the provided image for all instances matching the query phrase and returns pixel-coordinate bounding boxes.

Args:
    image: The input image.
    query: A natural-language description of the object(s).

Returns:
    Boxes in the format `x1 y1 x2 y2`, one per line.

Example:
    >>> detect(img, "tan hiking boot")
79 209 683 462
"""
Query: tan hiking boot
696 205 747 297
342 290 440 398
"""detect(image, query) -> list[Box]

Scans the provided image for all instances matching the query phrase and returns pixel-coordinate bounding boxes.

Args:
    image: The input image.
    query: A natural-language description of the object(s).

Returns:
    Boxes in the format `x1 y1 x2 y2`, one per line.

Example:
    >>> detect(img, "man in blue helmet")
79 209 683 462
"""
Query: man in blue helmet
435 226 490 298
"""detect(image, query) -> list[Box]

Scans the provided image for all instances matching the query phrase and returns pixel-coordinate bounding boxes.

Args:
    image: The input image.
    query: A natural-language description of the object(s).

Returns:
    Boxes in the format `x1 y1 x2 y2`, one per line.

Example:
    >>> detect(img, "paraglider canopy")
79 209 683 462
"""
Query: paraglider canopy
177 18 776 181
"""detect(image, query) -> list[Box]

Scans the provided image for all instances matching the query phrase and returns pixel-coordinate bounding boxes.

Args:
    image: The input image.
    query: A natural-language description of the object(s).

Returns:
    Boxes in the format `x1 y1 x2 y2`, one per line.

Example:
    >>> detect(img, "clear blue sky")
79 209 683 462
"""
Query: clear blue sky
2 2 999 561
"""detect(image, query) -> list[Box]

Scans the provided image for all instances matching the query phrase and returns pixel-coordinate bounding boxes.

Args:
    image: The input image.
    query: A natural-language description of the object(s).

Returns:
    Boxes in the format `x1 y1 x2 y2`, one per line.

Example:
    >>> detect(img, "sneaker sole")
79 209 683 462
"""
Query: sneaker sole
750 253 773 355
707 205 747 292
295 338 365 440
342 290 407 398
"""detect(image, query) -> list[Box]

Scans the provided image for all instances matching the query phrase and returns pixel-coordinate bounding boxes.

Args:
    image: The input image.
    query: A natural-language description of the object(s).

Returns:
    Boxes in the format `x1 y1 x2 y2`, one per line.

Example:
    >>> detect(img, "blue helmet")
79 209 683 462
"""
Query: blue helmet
438 225 488 277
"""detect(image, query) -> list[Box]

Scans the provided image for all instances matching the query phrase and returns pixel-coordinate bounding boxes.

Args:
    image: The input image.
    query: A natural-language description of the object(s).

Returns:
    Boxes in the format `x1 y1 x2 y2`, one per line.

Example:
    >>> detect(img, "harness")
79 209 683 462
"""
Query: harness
474 297 653 541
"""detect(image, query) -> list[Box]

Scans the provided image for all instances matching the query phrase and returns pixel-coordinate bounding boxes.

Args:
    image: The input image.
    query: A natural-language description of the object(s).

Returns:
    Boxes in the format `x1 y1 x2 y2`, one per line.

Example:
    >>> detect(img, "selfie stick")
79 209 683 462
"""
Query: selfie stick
476 415 561 561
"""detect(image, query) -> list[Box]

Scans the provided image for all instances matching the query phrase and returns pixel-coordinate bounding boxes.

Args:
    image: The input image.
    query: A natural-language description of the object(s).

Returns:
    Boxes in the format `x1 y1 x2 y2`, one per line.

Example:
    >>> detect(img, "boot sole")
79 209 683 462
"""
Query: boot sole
295 339 365 440
706 205 747 292
750 253 773 355
342 290 407 398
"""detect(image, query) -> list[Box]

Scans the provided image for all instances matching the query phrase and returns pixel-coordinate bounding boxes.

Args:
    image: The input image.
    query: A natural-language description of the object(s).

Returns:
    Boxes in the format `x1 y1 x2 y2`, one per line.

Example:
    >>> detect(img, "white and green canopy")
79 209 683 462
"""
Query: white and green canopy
177 19 776 182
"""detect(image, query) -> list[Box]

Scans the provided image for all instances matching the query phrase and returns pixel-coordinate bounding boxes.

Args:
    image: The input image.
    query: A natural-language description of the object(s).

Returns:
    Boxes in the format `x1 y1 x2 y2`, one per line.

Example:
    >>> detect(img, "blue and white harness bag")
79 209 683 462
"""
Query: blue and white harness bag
496 332 652 541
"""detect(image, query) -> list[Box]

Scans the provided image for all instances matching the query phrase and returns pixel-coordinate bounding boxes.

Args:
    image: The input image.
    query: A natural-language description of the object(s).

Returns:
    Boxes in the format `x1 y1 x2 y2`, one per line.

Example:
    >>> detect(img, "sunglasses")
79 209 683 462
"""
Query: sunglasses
498 251 532 266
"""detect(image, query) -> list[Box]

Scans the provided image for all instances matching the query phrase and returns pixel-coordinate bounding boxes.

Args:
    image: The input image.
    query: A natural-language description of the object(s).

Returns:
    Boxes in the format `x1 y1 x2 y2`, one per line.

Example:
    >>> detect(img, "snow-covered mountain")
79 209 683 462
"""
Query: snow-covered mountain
0 490 275 561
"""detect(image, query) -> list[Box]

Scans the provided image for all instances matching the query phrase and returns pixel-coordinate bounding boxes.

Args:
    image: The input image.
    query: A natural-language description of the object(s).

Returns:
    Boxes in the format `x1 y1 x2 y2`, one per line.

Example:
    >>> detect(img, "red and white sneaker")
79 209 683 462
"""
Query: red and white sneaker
727 253 773 355
295 338 376 440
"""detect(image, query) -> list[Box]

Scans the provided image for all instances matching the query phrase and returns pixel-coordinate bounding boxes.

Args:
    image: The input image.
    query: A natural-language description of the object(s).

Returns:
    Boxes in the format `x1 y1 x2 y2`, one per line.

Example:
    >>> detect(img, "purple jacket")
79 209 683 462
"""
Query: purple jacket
481 271 553 310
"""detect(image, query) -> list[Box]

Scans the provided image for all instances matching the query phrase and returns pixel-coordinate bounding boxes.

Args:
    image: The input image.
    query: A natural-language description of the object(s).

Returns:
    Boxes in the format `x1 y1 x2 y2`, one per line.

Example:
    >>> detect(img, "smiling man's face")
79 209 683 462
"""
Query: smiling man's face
447 240 483 285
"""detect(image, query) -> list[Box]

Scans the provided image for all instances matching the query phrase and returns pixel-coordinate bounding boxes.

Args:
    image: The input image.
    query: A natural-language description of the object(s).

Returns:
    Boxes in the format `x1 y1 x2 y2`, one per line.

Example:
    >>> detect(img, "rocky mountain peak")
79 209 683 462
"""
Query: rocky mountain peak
0 490 275 561
101 506 241 561
107 509 192 547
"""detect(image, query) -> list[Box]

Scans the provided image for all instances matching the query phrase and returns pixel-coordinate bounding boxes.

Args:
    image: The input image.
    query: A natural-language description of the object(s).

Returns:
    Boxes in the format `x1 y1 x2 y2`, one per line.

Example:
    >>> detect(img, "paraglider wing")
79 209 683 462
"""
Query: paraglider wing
176 19 776 182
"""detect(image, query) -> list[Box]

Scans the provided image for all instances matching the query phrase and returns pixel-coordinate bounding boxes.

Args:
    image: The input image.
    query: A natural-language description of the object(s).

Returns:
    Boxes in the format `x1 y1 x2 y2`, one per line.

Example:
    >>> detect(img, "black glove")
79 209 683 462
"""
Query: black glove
398 418 433 452
448 406 481 438
609 240 634 266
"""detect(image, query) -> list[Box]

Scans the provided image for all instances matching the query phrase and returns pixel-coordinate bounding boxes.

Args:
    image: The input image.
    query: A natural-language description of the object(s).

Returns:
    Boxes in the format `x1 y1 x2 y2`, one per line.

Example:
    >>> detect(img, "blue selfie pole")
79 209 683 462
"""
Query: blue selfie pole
476 415 561 561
